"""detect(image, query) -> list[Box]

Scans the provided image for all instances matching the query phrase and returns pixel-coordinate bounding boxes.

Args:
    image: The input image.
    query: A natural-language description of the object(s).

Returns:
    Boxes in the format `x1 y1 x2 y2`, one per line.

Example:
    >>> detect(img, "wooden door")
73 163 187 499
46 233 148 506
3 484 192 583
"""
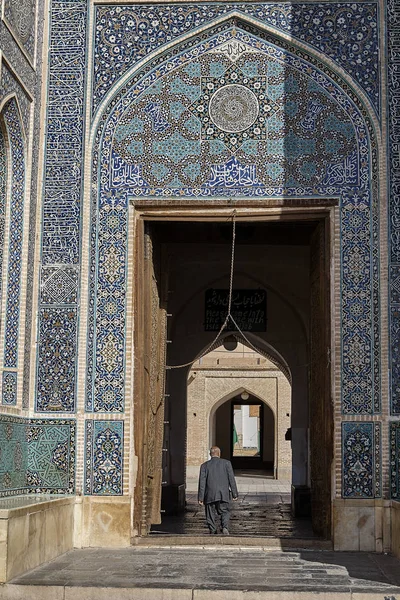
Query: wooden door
309 218 333 538
134 219 167 534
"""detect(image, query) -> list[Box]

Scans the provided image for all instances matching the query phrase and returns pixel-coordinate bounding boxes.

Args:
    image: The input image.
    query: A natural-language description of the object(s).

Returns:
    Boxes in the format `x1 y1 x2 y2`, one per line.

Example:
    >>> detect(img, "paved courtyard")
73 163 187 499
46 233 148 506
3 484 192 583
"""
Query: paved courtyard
4 546 400 600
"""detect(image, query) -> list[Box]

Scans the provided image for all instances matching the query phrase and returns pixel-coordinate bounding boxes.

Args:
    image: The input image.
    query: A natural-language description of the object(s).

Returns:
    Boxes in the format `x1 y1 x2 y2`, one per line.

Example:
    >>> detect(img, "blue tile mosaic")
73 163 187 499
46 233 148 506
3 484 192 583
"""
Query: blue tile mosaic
93 2 380 116
87 22 380 418
390 422 400 499
3 0 36 60
0 128 6 336
40 266 79 305
35 0 87 412
0 66 31 136
0 415 76 496
388 0 400 415
342 422 381 499
27 419 76 493
36 308 77 412
41 0 87 266
84 420 123 495
2 98 25 370
2 372 17 406
0 415 28 494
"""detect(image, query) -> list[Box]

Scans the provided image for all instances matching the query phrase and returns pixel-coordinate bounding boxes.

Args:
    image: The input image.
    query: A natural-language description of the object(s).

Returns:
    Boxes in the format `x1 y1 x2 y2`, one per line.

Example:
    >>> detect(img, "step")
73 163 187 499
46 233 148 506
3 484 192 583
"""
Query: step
134 535 333 550
1 585 399 600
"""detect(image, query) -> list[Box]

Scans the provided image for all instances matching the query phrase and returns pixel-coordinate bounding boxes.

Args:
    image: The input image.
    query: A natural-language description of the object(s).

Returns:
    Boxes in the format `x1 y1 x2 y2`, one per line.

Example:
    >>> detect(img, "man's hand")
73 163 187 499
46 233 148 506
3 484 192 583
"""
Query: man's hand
233 497 238 501
198 500 204 505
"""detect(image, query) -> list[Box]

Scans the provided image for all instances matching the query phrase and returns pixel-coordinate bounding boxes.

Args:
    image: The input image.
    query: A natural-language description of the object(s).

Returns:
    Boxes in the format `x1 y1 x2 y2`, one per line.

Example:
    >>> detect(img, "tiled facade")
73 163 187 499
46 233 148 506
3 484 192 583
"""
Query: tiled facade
0 0 398 547
0 415 75 496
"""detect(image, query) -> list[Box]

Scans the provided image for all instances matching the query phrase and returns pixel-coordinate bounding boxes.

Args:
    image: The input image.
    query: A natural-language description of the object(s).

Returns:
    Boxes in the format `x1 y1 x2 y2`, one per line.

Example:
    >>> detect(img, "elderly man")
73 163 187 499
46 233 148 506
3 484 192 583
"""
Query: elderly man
198 446 238 535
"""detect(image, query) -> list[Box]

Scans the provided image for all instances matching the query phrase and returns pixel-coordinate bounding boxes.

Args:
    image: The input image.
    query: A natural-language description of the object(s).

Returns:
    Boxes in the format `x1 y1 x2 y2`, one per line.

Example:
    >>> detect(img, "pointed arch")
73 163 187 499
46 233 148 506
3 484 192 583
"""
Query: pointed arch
0 96 26 406
86 7 380 422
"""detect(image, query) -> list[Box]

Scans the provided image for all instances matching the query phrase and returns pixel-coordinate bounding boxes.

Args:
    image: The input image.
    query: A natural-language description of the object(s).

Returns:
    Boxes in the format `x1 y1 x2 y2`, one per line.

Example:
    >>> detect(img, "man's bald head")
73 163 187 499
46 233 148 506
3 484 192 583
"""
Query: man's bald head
210 446 221 457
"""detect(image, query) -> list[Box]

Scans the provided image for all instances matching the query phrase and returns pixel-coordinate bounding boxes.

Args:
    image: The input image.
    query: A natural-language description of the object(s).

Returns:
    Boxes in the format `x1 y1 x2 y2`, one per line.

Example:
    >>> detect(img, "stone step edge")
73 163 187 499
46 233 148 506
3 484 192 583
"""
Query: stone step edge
133 535 332 549
0 585 395 600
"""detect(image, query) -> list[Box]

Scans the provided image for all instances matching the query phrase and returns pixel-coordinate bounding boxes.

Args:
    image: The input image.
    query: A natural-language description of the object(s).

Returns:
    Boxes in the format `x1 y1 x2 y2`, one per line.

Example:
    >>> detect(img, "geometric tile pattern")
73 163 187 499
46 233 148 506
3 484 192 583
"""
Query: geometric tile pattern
0 66 31 136
40 266 79 305
342 422 381 498
86 200 127 413
37 4 380 426
3 0 36 60
35 0 87 412
0 415 28 495
0 128 6 338
388 0 400 415
0 415 76 497
2 99 25 370
35 308 77 412
113 48 357 191
84 420 123 495
2 371 17 405
89 23 379 417
390 422 400 499
41 0 87 265
93 2 380 116
27 419 76 493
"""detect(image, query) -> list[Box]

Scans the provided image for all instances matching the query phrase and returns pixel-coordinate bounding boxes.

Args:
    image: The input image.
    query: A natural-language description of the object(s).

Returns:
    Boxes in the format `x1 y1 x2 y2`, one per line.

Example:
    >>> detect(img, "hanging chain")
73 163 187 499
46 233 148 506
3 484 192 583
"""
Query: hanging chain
166 211 237 370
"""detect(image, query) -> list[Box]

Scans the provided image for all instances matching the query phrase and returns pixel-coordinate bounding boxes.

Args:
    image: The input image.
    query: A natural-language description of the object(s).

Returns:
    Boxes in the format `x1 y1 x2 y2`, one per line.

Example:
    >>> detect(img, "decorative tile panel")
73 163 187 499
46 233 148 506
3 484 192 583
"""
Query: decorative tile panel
41 0 87 265
40 266 79 305
388 0 400 415
27 419 76 493
0 415 76 496
36 308 77 412
2 372 17 405
35 0 88 412
0 415 28 495
93 2 380 116
3 0 36 61
88 22 380 417
0 128 6 341
342 422 381 498
84 420 123 495
0 65 31 136
2 99 25 370
390 422 400 499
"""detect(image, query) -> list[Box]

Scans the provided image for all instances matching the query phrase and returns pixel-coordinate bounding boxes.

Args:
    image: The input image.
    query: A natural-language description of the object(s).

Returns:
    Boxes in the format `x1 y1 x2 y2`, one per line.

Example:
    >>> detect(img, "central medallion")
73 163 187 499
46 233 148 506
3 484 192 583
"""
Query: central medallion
209 84 259 133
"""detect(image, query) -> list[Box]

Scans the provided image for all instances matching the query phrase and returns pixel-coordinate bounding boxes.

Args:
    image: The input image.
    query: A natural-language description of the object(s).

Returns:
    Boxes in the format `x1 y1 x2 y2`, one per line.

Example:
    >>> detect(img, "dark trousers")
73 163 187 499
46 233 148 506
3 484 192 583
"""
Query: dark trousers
205 500 231 532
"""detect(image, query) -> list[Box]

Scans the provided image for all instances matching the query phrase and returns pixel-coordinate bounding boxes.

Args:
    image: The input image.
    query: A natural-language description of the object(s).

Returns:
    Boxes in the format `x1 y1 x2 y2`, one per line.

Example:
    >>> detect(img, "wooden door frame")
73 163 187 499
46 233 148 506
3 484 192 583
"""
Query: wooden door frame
132 201 337 538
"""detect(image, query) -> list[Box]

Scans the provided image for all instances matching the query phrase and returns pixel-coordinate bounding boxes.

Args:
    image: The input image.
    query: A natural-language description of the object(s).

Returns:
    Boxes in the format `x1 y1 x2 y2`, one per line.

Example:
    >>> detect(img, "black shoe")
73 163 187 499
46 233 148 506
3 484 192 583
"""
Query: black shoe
209 530 217 535
222 527 229 535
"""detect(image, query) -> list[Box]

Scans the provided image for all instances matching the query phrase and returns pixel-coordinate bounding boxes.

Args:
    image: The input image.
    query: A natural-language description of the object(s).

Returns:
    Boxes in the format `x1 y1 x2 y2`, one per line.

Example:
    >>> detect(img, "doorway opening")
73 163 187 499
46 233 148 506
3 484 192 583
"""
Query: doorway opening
133 211 333 541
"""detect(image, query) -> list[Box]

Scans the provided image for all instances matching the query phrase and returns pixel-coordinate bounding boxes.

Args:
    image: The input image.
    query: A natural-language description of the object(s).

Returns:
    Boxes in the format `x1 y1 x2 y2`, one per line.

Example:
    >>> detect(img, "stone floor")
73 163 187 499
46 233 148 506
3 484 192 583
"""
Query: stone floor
6 546 400 599
4 474 400 599
185 471 292 494
150 492 315 539
151 472 308 539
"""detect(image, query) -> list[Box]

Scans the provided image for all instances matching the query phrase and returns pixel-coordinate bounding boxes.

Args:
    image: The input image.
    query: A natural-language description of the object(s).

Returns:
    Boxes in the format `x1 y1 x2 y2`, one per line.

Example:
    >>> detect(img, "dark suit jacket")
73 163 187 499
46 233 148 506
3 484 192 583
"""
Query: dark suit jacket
198 457 238 503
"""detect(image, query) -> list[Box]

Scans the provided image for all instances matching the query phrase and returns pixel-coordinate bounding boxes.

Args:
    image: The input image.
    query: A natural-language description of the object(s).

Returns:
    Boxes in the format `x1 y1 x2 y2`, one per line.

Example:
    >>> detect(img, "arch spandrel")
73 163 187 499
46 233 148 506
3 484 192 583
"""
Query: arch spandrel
111 30 358 195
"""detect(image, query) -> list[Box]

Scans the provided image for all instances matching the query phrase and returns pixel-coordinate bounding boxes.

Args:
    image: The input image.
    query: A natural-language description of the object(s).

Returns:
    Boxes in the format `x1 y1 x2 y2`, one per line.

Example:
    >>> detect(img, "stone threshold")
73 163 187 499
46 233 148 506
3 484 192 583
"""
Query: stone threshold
0 586 398 600
133 535 333 550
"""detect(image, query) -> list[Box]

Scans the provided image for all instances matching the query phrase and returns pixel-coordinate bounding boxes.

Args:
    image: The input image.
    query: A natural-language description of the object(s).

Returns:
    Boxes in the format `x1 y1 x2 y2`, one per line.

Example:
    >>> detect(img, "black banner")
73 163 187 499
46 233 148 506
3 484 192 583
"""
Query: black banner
205 289 267 332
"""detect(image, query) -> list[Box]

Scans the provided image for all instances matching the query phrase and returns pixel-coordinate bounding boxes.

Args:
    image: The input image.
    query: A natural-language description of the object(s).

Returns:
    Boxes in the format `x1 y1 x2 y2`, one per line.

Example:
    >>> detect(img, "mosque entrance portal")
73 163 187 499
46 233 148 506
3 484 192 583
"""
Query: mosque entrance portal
133 208 333 541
